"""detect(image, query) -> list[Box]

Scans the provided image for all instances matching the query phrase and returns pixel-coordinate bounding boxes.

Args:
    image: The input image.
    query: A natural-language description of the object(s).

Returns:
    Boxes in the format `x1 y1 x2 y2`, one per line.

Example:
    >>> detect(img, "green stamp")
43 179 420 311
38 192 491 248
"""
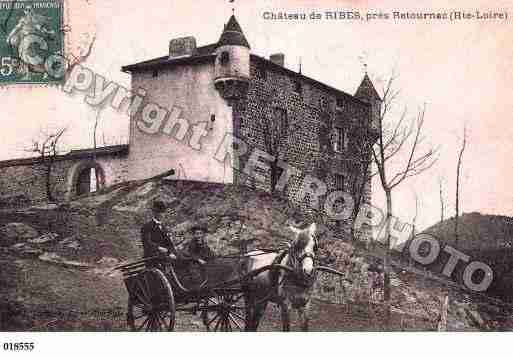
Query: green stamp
0 0 65 84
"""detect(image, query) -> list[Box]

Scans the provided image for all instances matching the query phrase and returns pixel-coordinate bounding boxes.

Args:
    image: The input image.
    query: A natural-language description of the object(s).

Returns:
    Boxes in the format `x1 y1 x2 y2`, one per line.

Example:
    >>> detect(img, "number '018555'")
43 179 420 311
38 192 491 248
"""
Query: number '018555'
3 342 35 351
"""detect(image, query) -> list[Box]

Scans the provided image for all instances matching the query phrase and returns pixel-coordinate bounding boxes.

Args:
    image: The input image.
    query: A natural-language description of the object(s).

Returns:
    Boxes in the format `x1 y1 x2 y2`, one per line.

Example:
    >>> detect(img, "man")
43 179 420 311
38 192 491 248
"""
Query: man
141 199 177 268
185 223 214 265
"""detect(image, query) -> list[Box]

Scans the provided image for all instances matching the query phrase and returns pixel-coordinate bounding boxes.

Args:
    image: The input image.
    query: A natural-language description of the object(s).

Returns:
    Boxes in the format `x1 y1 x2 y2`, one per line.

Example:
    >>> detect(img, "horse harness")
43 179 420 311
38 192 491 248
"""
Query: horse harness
271 246 316 289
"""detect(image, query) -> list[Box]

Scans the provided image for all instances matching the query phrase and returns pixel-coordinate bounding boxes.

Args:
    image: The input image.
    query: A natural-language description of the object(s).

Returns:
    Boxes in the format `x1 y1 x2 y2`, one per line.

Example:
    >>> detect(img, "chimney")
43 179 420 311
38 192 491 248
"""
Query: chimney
169 36 197 58
270 53 285 67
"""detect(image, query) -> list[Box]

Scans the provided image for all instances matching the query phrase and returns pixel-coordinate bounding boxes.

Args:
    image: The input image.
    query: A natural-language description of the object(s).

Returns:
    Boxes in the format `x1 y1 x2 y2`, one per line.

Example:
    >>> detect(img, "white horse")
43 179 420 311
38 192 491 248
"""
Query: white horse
243 223 319 331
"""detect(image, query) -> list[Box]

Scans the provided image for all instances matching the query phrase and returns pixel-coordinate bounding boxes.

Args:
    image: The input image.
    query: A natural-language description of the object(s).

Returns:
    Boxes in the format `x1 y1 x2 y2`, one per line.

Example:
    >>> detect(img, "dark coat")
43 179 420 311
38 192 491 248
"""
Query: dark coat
141 220 177 264
186 240 214 261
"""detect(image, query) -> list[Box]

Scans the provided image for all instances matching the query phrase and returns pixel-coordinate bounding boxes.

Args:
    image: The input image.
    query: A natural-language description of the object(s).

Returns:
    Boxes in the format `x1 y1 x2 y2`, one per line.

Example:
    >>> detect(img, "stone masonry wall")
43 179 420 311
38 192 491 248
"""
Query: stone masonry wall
0 153 129 207
233 58 373 241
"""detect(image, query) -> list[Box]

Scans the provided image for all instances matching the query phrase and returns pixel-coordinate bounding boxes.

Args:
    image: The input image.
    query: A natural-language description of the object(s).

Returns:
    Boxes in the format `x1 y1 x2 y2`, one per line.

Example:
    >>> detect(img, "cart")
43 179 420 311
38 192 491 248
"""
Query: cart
115 253 290 331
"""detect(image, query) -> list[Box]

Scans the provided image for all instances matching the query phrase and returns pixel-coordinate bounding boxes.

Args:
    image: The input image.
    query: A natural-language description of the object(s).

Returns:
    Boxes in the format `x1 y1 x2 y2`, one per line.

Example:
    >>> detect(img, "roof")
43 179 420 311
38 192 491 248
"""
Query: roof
251 54 371 108
122 15 251 73
0 144 129 169
217 15 250 49
122 44 216 73
355 73 382 101
123 50 369 108
121 13 369 108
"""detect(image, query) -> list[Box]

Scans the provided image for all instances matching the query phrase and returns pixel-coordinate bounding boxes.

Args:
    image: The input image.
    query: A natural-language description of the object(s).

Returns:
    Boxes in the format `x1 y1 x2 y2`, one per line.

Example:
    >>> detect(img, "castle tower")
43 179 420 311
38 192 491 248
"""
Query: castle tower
355 73 382 136
214 15 250 104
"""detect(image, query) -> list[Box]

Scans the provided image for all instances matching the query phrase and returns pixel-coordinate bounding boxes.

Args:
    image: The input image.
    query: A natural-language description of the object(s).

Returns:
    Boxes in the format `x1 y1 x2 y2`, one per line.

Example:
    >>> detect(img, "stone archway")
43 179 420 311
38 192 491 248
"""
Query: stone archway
66 160 106 200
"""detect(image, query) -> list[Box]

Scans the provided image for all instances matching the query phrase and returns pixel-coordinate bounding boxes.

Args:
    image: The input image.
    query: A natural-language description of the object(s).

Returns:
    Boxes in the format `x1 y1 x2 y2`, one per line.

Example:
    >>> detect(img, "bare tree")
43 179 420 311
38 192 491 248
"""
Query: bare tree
346 126 376 241
371 72 438 320
93 109 101 153
261 107 288 192
455 124 467 243
412 190 419 234
66 34 96 76
439 176 446 223
27 127 67 202
410 190 420 267
90 109 103 193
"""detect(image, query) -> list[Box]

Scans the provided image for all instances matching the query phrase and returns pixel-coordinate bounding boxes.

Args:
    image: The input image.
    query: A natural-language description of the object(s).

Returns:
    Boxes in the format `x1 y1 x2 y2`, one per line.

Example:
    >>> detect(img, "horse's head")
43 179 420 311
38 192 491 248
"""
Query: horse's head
288 223 318 279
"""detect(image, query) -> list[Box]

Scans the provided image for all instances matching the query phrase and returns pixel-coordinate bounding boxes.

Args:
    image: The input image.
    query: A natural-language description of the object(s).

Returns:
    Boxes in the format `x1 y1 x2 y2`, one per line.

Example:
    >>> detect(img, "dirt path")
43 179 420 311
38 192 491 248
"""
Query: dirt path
1 253 434 331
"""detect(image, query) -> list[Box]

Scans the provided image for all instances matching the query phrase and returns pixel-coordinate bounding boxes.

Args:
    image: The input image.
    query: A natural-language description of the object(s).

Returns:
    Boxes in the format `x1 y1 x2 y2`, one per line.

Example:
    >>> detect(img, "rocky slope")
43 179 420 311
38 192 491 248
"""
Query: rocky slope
2 179 513 331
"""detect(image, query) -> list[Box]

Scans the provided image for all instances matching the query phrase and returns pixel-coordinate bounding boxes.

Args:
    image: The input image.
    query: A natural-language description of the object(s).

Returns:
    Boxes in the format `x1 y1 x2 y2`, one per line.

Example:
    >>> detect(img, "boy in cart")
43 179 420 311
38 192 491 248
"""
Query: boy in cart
184 222 215 265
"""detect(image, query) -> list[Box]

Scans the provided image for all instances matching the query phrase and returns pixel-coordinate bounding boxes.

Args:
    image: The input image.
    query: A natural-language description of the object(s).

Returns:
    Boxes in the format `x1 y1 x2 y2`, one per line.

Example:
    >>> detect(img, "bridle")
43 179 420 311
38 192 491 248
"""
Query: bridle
285 233 318 285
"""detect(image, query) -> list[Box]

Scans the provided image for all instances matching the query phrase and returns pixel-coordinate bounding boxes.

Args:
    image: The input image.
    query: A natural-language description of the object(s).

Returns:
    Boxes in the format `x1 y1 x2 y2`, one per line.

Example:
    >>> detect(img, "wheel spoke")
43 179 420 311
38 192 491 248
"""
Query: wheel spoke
137 281 151 306
229 310 245 322
133 287 150 308
145 316 153 331
133 312 147 321
151 315 159 331
225 317 233 331
152 315 160 331
214 316 223 331
158 313 168 328
228 313 243 330
206 313 220 327
155 312 165 331
137 316 150 331
131 304 147 319
143 274 156 306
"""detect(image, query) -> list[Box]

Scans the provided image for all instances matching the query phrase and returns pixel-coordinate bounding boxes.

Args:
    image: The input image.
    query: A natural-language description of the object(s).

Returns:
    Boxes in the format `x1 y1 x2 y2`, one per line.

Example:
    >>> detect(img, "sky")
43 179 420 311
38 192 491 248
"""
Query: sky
1 0 512 231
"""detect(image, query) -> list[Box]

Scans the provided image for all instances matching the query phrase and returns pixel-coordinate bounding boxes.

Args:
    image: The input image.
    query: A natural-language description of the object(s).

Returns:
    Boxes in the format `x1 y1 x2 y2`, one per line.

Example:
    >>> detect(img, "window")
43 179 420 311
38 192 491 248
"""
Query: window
274 107 287 123
268 107 288 153
152 69 159 78
335 174 345 191
336 97 344 109
220 51 230 65
333 127 346 152
274 107 288 138
293 79 302 95
255 64 267 80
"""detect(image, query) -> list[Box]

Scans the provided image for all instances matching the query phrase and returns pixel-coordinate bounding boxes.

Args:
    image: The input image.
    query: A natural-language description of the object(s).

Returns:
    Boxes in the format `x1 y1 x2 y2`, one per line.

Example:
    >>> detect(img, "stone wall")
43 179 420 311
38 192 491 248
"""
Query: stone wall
233 57 374 241
0 151 129 207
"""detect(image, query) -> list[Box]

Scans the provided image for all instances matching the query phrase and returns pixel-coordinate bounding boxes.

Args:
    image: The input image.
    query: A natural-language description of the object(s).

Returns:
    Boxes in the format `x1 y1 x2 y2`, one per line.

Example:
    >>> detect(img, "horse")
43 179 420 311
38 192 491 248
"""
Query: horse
243 222 319 331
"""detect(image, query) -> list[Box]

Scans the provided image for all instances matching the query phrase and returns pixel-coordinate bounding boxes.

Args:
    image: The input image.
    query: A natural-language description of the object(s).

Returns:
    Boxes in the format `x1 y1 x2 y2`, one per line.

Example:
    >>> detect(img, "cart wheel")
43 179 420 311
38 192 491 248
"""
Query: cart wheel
127 268 175 331
200 293 246 331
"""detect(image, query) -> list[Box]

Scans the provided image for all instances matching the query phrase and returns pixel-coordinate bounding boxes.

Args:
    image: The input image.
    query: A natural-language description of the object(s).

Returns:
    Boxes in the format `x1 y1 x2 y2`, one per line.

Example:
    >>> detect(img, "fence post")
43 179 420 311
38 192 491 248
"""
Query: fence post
437 294 449 331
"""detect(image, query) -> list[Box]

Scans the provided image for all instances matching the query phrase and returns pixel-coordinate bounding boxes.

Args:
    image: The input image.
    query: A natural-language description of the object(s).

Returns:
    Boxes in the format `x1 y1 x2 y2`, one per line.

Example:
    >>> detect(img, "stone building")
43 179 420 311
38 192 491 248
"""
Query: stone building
0 14 380 224
0 145 128 206
121 14 380 222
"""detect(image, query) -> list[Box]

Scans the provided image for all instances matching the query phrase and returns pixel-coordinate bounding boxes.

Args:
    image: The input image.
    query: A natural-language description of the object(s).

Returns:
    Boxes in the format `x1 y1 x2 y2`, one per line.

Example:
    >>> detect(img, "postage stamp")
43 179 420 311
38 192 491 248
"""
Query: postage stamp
0 0 64 85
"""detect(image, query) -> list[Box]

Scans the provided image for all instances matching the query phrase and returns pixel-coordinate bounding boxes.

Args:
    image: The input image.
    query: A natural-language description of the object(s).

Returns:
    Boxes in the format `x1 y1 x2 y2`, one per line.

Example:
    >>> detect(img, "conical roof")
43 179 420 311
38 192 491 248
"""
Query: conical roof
355 74 381 101
217 15 250 49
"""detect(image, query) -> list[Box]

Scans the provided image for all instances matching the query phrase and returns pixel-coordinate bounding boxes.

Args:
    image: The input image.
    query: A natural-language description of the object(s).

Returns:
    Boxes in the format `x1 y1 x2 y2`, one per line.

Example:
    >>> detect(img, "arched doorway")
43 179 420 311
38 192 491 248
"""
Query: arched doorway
67 160 106 200
76 166 98 196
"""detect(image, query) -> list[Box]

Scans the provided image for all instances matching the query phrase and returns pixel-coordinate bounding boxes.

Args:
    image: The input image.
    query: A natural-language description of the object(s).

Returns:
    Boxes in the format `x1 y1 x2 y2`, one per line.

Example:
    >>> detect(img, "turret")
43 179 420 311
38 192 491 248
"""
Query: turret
355 73 382 138
214 15 250 104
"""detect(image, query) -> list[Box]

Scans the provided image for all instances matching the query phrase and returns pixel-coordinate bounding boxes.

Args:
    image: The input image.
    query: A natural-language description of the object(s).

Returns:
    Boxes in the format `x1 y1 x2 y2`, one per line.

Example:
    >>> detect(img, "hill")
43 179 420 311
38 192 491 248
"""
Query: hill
420 213 513 301
425 212 513 251
2 180 513 331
